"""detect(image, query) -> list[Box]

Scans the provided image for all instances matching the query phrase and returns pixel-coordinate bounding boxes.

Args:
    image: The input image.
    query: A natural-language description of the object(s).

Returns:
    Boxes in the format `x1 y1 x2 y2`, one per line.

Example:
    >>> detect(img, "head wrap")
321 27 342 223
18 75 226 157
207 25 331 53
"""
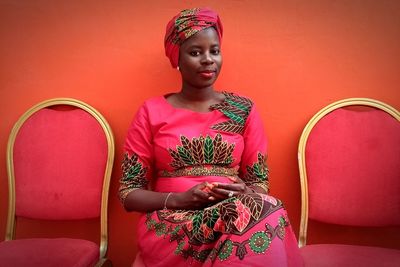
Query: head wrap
164 7 223 68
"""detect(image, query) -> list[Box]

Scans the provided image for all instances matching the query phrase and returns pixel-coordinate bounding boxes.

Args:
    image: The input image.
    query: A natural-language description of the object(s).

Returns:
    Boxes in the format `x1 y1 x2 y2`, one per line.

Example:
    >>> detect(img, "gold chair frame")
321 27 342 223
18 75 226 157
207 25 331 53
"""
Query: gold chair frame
5 98 115 266
297 97 400 247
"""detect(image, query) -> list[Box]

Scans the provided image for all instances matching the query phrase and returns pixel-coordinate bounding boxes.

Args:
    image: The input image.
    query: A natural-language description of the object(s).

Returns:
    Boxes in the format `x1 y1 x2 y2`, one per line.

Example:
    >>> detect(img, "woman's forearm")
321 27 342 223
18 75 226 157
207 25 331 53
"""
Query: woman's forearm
123 189 172 212
123 183 216 212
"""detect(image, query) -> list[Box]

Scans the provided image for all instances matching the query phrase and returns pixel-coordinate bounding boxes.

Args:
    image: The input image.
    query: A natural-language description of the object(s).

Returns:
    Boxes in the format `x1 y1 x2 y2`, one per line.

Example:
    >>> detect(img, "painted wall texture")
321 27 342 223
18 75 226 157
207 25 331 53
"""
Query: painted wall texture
1 1 399 266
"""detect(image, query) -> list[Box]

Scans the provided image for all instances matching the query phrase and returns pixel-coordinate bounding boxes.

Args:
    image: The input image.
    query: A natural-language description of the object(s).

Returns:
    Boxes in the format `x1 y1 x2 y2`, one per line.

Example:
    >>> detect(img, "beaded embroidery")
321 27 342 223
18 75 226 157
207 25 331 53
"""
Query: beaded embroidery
210 92 253 134
145 212 289 263
119 152 148 203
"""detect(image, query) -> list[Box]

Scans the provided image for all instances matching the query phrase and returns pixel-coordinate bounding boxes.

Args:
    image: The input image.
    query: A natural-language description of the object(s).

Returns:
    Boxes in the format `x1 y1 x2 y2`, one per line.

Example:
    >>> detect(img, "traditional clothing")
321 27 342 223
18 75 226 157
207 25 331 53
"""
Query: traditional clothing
119 92 303 266
164 7 223 68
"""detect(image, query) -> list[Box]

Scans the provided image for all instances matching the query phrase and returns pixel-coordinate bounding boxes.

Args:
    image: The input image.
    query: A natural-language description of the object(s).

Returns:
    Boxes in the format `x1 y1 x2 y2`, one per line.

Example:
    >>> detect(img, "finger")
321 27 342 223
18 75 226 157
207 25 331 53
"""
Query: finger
214 183 246 192
195 189 211 200
211 187 237 198
198 182 213 193
228 176 246 184
235 177 245 184
208 189 227 200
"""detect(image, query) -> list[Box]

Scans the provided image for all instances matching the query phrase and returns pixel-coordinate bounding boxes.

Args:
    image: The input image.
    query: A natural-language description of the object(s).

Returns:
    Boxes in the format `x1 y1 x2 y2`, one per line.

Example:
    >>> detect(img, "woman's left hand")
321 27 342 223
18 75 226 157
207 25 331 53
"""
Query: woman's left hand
209 177 253 200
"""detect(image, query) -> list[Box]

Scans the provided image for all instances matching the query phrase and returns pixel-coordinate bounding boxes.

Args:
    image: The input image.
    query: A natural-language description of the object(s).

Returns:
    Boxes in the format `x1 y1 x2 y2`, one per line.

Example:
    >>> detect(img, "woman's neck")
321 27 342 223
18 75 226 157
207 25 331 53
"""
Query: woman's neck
165 85 224 113
178 86 217 102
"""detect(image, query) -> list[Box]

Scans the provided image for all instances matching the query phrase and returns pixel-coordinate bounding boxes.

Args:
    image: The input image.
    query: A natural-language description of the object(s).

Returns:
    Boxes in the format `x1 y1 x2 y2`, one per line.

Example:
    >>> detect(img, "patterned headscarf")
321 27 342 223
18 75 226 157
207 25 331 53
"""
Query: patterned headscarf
164 7 223 68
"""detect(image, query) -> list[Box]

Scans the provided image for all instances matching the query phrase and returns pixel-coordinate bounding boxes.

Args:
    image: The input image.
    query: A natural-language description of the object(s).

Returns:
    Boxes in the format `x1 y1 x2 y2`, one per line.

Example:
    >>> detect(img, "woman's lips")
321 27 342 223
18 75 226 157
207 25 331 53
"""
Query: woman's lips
198 70 216 79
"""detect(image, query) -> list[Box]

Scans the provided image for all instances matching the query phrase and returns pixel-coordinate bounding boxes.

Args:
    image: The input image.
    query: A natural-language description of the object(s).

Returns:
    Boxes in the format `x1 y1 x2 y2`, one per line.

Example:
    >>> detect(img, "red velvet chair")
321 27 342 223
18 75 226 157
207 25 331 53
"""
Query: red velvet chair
298 98 400 266
0 98 115 267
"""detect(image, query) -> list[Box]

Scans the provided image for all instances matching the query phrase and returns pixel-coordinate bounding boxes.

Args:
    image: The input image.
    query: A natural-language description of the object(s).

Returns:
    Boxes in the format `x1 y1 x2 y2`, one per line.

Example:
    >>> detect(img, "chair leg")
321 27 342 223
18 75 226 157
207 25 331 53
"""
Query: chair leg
95 258 112 267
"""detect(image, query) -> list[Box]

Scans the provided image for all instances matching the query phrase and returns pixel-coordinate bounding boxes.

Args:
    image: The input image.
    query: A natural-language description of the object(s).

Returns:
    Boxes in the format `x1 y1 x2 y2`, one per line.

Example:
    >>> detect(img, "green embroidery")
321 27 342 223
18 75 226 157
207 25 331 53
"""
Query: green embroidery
167 133 235 171
175 241 185 255
177 146 195 165
210 92 253 134
145 214 156 230
218 240 233 260
205 208 219 229
204 136 214 163
155 222 167 236
249 231 271 254
243 152 270 193
225 98 248 112
219 109 245 124
192 213 203 236
119 152 148 203
279 216 288 227
145 212 289 263
277 216 288 240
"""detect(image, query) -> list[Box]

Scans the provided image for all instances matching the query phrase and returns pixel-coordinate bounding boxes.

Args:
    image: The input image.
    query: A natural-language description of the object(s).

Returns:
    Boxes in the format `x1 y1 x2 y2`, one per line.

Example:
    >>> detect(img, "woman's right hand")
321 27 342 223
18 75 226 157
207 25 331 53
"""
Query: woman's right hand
169 182 216 210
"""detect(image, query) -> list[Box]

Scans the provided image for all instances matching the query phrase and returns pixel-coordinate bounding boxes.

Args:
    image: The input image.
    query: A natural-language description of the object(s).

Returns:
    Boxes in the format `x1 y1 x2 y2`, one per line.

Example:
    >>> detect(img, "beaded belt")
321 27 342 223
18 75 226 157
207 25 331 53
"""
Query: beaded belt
159 165 239 178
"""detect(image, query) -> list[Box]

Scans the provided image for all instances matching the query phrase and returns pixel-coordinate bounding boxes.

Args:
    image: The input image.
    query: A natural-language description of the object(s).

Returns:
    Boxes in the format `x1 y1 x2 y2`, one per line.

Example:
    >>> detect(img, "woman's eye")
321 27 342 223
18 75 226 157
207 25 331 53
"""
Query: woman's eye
190 51 200 56
211 49 220 55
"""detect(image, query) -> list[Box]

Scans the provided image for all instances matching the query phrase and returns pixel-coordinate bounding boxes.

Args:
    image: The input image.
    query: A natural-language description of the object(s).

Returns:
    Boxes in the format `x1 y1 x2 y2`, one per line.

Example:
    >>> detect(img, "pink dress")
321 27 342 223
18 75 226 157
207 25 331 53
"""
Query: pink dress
119 92 303 266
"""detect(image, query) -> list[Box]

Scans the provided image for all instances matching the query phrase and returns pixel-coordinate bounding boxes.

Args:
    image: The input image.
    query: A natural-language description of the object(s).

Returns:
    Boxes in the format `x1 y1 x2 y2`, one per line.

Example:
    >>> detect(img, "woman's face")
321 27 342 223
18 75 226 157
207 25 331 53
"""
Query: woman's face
178 27 222 90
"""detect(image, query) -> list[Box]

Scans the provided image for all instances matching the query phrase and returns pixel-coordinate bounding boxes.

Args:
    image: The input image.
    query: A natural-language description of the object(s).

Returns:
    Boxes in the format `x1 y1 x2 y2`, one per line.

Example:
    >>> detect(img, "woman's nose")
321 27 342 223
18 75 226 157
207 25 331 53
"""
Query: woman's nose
201 52 214 64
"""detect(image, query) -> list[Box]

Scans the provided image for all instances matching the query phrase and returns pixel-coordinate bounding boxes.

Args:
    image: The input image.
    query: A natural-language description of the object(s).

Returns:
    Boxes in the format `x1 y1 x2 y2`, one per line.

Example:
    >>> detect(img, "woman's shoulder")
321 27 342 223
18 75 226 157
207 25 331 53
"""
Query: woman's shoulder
134 95 169 113
220 91 254 107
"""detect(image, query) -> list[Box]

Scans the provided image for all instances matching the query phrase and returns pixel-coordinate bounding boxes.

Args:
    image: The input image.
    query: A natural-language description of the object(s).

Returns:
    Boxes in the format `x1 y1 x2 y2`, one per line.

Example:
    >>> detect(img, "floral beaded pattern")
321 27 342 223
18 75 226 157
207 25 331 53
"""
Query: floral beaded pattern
119 152 148 203
145 209 290 263
219 215 288 261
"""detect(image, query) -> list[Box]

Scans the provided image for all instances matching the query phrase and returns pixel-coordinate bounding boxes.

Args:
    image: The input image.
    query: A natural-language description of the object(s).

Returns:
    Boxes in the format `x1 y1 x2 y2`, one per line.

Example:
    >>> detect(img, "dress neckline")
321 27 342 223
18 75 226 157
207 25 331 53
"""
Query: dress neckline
161 93 226 114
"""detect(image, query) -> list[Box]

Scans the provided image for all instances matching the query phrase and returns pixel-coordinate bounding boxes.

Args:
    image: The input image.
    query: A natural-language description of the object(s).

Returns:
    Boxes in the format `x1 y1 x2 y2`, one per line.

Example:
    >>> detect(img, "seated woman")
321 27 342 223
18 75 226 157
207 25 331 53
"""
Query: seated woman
119 7 303 267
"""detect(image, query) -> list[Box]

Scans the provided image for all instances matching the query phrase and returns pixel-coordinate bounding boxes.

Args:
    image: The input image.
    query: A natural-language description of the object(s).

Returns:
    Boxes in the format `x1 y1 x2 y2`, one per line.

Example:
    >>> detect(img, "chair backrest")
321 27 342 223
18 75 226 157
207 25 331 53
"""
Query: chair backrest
298 98 400 247
5 98 114 259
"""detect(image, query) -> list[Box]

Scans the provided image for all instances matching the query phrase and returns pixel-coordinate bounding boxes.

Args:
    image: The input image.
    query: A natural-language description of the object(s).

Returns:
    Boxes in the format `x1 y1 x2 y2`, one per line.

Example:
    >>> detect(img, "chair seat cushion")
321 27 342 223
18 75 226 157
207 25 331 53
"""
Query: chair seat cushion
301 244 400 267
0 238 99 267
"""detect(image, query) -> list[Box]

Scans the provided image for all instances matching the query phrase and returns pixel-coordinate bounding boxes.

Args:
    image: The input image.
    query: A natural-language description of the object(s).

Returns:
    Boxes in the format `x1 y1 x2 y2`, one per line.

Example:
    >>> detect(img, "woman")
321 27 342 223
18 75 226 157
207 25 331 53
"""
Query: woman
119 7 303 267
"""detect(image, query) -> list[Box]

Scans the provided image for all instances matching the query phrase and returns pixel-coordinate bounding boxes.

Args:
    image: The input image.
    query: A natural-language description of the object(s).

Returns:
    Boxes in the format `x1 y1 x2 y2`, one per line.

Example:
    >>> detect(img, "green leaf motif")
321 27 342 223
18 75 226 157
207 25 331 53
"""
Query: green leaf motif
253 164 264 179
204 136 214 163
192 213 203 235
210 92 253 134
178 146 195 165
225 98 249 113
127 163 142 179
204 208 219 228
220 109 245 125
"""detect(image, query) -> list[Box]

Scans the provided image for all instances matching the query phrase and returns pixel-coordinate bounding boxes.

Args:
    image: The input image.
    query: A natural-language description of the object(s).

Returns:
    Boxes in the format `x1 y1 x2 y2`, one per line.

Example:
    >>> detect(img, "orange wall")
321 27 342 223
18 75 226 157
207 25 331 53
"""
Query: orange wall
1 1 399 266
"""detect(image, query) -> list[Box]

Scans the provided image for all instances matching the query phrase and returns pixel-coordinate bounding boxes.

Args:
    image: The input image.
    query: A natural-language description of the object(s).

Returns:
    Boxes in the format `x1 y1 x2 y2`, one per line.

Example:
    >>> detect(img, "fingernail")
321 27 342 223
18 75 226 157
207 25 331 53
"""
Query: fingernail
209 196 215 201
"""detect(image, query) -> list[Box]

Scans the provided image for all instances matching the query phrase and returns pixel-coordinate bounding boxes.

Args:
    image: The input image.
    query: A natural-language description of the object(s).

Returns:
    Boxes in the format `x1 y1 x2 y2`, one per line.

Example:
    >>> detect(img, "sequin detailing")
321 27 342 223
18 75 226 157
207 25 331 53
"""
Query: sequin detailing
160 165 239 178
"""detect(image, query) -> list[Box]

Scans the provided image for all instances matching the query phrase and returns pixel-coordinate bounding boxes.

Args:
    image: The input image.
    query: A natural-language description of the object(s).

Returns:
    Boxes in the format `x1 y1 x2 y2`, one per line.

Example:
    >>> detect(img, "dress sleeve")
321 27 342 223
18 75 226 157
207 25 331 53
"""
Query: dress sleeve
119 103 154 204
239 103 270 193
